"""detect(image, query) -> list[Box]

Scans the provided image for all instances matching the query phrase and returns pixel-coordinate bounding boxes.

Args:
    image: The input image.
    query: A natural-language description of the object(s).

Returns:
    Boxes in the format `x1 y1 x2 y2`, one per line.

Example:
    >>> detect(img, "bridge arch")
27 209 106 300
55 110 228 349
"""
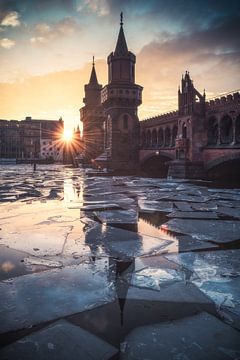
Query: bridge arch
140 151 174 178
206 153 240 182
207 116 218 145
152 128 157 147
220 114 233 144
146 129 151 148
236 114 240 143
172 125 178 147
164 127 171 147
158 128 164 147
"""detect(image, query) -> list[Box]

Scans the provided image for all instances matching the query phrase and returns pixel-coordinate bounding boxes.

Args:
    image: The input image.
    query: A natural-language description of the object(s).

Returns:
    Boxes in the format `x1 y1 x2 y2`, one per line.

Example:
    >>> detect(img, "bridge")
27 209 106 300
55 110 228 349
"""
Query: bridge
139 85 240 180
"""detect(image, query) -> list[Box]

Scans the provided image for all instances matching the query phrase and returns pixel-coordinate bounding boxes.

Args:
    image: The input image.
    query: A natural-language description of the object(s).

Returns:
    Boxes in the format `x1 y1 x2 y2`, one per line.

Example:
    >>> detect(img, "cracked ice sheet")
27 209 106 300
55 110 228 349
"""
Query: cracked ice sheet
120 312 240 360
0 260 116 334
0 320 118 360
161 219 240 243
0 200 84 256
138 200 174 213
166 250 240 317
94 209 138 225
167 211 219 219
85 224 174 258
127 268 184 291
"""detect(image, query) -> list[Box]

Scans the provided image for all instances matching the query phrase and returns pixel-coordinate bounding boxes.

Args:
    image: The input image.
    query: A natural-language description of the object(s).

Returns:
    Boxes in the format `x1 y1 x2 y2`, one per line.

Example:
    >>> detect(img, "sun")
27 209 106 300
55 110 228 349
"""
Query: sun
62 129 73 142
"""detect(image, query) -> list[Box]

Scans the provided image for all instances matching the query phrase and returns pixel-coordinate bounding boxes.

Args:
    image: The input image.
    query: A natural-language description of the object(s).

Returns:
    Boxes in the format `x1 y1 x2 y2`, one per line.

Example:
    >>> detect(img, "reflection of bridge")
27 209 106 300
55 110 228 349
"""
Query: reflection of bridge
139 75 240 179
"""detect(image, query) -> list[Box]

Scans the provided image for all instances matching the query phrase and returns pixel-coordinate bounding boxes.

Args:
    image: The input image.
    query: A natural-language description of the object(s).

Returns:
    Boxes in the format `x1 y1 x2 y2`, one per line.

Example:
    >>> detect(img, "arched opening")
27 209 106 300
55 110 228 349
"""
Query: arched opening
141 132 146 148
236 114 240 143
182 123 187 139
207 158 240 186
158 128 163 147
152 129 157 147
164 127 171 147
123 114 128 129
140 155 171 178
207 116 218 145
220 115 233 144
146 130 151 148
172 125 178 147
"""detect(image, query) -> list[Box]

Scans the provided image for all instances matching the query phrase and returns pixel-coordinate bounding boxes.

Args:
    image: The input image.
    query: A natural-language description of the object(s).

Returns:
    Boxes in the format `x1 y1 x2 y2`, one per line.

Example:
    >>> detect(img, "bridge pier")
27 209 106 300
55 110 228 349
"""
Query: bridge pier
168 160 205 179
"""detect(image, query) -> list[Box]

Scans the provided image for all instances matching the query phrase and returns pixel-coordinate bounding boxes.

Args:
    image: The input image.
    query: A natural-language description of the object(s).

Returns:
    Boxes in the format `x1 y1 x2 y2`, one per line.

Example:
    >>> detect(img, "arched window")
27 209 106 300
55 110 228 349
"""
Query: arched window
220 115 233 144
236 114 240 143
207 116 218 145
141 132 146 148
182 123 187 139
172 125 178 147
158 128 163 147
146 130 151 148
152 129 157 147
123 114 128 129
164 127 171 147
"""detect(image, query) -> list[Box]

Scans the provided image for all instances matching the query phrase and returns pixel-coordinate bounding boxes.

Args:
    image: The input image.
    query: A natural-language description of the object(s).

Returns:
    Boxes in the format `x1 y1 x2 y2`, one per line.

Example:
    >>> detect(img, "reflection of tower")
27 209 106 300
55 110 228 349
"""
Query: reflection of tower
80 57 105 163
115 257 135 326
101 13 143 174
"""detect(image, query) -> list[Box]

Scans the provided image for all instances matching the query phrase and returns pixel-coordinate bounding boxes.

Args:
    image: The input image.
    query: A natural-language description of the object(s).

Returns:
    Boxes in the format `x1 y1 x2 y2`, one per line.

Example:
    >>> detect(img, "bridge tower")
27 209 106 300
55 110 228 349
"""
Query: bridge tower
169 71 206 178
80 58 105 163
100 13 143 173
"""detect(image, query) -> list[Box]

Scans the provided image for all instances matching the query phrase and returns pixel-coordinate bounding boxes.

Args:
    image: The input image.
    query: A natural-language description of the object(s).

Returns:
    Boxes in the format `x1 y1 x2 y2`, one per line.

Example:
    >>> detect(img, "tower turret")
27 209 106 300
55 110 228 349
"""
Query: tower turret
100 13 143 173
80 58 105 162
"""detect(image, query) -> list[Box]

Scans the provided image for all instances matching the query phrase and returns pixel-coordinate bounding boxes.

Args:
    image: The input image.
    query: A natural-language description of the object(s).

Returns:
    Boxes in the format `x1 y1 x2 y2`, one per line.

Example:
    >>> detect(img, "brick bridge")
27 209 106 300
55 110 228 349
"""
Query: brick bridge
139 73 240 179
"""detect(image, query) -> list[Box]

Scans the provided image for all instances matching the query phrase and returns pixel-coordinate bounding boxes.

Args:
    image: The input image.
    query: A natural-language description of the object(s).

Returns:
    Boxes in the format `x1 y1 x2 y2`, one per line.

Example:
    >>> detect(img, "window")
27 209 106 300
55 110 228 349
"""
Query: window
123 114 128 129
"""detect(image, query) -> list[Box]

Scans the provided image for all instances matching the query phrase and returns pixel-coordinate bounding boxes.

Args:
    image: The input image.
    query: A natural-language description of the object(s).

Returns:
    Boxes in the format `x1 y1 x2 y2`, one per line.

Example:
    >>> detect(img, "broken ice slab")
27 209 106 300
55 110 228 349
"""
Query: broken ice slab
0 261 115 334
120 312 240 360
82 194 136 205
161 219 240 243
217 206 240 219
126 282 214 309
129 268 184 291
80 203 122 211
190 201 218 211
173 201 192 211
177 235 218 252
94 209 138 228
0 201 83 256
156 193 210 203
0 319 118 360
0 245 49 281
138 200 174 213
166 250 240 319
85 224 174 259
167 211 219 219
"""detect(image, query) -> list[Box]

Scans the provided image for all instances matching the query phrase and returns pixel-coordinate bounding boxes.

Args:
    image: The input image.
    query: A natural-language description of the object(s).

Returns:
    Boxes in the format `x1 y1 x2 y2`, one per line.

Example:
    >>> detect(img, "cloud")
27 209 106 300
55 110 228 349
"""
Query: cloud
136 13 240 117
78 0 110 16
30 17 80 45
0 38 16 49
0 11 20 27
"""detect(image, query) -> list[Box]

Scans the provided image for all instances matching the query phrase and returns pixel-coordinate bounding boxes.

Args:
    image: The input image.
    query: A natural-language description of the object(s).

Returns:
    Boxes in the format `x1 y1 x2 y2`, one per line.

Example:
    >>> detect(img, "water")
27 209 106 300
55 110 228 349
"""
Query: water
1 164 240 357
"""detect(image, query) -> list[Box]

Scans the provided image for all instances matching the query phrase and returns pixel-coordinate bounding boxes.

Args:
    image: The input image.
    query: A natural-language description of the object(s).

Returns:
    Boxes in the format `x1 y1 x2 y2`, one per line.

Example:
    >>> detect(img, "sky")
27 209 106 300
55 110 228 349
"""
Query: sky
0 0 240 131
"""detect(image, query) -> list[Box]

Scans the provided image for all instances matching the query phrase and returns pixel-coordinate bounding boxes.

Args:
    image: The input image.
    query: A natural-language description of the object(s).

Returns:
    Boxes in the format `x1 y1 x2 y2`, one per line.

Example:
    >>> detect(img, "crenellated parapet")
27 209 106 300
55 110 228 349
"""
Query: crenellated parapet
206 91 240 109
140 111 178 128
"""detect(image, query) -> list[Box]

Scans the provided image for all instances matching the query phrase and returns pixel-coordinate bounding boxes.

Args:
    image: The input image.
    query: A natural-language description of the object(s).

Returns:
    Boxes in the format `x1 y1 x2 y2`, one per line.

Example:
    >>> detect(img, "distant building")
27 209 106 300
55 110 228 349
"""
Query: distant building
0 117 64 161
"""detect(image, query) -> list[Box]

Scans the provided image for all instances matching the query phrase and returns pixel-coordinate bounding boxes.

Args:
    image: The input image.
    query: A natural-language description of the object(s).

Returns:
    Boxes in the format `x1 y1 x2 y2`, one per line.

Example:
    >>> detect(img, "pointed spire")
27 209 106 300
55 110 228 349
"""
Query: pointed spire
89 56 99 85
114 12 128 56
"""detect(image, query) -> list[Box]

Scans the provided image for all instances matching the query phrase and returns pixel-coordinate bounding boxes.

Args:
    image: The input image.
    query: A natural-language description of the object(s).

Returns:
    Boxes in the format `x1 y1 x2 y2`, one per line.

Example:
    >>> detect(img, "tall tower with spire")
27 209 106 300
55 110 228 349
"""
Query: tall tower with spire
80 57 105 162
101 13 143 173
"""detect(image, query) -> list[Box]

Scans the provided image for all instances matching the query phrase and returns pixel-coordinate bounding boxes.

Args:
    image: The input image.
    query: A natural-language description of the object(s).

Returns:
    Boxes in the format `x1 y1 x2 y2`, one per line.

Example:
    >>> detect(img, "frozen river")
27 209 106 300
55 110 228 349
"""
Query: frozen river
0 164 240 359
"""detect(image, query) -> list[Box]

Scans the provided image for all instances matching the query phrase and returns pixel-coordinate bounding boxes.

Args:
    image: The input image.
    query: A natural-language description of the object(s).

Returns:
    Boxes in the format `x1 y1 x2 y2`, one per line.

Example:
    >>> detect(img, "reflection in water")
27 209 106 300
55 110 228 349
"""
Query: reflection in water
138 213 179 253
64 178 83 203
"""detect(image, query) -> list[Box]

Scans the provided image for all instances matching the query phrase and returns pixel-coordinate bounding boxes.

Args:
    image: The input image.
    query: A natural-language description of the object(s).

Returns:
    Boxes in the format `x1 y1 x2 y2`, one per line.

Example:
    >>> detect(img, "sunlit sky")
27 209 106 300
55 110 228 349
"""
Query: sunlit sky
0 0 239 131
